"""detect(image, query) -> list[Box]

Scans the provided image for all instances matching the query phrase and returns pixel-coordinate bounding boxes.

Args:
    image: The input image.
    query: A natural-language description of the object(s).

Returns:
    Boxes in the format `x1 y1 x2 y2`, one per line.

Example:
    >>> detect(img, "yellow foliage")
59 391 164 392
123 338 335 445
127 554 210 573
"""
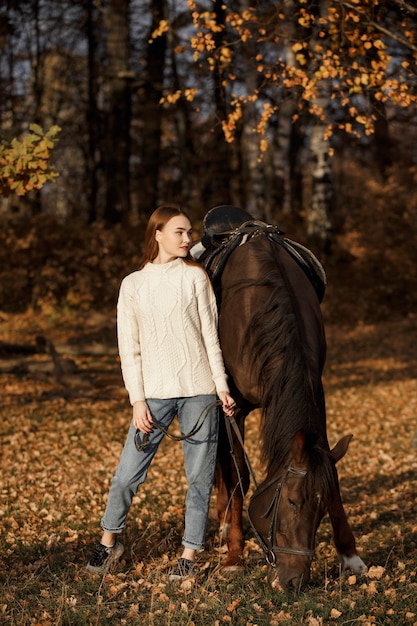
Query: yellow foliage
160 88 196 105
355 115 368 125
292 42 304 52
221 100 243 143
149 19 169 43
181 0 417 143
0 124 61 197
373 39 386 50
219 46 232 67
298 15 311 28
259 138 268 154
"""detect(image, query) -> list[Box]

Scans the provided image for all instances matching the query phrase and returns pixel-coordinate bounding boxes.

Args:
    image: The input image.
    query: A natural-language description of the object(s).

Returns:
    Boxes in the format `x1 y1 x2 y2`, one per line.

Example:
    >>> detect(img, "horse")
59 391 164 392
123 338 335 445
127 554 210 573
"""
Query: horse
196 206 367 590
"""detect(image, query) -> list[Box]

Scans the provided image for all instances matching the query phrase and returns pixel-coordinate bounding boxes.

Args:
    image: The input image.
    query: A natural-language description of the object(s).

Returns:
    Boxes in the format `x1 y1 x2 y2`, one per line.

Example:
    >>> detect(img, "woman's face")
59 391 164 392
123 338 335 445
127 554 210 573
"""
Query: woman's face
155 215 193 263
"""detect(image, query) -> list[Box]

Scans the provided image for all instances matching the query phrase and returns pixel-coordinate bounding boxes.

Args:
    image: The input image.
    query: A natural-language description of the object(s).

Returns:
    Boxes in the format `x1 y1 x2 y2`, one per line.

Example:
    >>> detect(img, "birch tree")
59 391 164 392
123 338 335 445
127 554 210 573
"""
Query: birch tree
307 0 333 252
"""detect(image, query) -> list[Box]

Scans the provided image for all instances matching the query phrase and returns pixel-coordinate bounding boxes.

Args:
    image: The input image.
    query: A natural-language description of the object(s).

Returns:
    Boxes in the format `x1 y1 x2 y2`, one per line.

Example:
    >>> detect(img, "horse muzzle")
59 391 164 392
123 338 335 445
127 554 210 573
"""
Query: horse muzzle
268 564 311 591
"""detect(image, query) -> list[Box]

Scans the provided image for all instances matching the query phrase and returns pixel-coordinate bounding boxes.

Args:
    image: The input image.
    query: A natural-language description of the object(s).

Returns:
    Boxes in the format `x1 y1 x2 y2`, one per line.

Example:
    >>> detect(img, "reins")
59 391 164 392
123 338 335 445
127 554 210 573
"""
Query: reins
134 399 221 452
224 410 259 490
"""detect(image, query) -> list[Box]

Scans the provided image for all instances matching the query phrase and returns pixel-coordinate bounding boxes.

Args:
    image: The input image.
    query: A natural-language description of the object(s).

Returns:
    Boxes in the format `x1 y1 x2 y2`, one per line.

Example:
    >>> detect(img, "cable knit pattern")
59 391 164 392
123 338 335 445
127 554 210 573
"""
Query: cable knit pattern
117 258 229 404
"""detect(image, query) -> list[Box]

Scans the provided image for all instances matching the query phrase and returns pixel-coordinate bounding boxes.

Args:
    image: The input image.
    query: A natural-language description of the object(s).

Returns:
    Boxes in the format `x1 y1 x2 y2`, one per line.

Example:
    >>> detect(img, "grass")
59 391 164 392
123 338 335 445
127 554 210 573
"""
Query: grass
1 313 417 625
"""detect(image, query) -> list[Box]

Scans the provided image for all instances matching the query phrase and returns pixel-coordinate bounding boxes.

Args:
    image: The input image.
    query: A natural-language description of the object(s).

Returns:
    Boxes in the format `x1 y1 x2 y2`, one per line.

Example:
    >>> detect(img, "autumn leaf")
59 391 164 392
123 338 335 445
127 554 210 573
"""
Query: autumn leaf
227 598 240 612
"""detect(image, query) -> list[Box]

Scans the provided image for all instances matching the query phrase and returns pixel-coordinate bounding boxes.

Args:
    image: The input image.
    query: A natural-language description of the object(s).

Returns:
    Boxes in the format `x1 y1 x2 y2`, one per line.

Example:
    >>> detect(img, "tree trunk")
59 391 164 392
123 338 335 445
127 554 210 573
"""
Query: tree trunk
371 96 392 179
240 107 264 220
208 0 234 208
268 0 298 221
85 0 100 222
31 0 43 216
169 35 194 206
239 0 264 220
103 0 131 223
136 0 167 216
270 97 297 220
308 114 332 253
306 0 333 253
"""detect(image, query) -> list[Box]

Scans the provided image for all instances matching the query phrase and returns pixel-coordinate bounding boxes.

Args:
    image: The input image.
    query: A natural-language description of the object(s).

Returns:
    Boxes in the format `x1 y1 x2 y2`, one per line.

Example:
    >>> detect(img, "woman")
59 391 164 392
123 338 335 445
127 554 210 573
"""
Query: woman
86 205 235 580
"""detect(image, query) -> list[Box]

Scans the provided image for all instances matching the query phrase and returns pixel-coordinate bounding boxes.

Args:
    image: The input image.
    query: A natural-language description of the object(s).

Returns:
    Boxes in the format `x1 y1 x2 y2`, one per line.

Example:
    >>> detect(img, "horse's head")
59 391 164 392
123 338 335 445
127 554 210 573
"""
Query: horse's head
248 431 352 591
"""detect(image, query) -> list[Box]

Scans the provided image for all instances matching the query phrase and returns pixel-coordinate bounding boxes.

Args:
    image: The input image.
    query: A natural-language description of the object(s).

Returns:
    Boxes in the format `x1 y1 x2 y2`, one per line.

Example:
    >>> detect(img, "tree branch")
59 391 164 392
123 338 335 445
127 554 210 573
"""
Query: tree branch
388 0 417 18
340 1 417 53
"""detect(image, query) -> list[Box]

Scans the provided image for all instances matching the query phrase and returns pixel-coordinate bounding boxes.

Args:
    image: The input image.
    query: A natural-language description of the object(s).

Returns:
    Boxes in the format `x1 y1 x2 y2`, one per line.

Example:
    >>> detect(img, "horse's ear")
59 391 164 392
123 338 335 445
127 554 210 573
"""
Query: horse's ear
330 435 353 463
291 430 307 463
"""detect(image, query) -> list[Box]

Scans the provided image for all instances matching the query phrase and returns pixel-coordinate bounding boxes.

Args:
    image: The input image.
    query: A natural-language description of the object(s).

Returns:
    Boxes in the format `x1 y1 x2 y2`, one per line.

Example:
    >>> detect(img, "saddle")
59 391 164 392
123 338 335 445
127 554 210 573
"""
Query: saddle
193 205 326 303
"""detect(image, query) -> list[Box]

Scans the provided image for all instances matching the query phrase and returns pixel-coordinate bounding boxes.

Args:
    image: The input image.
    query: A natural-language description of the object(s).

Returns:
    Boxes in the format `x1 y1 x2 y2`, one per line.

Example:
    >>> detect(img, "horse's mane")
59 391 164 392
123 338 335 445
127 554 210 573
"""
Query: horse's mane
241 237 336 504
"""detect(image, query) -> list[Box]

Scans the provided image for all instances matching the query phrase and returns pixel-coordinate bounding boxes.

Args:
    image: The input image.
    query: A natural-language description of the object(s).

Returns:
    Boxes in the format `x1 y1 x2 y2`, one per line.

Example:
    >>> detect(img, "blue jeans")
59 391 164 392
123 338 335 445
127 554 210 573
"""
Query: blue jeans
101 395 219 551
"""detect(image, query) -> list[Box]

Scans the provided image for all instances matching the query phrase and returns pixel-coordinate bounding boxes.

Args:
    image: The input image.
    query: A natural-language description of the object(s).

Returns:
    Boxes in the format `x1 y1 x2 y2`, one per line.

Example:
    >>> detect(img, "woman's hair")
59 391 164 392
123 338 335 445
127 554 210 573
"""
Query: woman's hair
138 205 201 270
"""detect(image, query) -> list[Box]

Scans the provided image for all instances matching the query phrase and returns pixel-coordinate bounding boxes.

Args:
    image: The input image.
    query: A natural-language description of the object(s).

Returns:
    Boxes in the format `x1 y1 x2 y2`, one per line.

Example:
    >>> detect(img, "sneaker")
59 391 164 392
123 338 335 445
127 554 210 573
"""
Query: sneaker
85 541 124 575
168 557 195 580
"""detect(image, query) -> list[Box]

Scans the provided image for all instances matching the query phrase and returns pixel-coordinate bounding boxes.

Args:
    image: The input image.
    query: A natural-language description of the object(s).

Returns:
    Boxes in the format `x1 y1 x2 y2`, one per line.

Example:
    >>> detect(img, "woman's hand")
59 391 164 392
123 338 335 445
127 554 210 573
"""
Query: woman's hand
133 401 154 433
218 391 236 417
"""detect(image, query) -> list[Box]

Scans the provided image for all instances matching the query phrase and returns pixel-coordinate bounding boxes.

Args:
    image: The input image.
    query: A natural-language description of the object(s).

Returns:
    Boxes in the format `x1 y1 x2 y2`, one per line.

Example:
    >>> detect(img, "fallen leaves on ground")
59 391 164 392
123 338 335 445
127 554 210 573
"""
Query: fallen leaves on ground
0 311 417 625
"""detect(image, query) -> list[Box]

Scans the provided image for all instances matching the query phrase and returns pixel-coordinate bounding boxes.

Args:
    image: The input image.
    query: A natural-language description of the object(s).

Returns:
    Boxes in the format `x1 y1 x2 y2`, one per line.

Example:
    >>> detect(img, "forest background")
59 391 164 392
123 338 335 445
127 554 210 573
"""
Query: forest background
1 0 417 318
1 1 417 624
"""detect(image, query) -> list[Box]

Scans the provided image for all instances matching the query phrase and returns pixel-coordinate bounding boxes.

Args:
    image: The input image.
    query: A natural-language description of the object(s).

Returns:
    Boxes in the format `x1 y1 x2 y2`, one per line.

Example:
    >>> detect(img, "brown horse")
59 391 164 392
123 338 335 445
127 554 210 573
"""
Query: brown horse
198 209 367 590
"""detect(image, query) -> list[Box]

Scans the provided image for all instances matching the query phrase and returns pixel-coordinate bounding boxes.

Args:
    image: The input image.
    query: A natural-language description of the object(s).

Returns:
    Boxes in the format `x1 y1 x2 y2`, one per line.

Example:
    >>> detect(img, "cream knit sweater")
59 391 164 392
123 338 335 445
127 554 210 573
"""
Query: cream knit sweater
117 258 230 404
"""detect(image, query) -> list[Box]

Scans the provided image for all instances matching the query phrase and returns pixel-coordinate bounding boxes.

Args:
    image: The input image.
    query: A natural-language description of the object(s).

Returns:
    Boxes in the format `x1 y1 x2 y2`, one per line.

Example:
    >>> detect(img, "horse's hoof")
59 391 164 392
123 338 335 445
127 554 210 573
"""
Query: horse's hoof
342 554 368 576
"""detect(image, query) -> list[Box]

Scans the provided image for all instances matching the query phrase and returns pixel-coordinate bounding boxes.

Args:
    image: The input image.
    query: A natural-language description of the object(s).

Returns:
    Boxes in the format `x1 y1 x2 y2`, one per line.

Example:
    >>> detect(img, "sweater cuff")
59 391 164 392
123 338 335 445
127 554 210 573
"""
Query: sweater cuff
128 388 146 405
214 376 230 395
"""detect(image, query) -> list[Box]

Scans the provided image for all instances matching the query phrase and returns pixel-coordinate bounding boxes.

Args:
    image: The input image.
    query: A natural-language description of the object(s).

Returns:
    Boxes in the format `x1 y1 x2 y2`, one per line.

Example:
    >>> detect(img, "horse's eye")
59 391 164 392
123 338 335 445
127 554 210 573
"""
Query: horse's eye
288 498 298 510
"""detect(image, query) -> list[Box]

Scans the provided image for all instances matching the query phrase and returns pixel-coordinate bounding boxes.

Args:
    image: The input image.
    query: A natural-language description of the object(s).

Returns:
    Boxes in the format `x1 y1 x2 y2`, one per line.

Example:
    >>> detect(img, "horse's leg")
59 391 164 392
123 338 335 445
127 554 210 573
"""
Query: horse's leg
216 470 231 540
218 409 250 571
325 435 368 575
328 480 368 575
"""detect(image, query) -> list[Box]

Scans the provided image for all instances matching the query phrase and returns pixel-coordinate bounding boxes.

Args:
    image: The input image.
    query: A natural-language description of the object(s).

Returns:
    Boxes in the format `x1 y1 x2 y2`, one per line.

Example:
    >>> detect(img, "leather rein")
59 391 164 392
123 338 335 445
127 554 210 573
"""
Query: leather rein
224 412 316 566
134 399 221 452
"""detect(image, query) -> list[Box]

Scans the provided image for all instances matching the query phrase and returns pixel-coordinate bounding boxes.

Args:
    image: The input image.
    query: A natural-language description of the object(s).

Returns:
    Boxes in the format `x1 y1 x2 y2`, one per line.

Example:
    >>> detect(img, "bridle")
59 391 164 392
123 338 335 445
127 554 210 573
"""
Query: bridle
224 411 316 567
249 464 316 567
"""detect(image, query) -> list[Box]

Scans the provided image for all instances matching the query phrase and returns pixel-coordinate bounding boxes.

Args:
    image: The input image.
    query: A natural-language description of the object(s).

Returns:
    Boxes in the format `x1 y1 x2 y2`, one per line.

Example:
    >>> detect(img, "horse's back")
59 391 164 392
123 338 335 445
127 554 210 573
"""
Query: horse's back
219 234 326 406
